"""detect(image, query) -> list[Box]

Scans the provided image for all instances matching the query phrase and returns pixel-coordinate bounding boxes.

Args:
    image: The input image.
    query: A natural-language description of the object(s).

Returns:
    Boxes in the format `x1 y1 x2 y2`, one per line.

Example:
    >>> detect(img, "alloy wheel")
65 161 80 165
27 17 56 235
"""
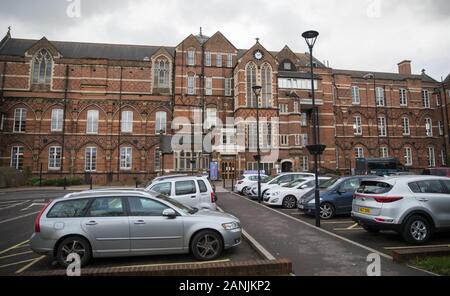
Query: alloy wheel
283 196 297 209
410 220 427 241
196 234 220 259
320 203 333 219
61 240 86 262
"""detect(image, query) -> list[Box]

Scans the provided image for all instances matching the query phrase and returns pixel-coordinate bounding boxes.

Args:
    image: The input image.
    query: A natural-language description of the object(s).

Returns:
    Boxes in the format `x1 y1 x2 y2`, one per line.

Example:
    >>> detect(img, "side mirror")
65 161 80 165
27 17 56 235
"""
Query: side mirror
162 208 177 219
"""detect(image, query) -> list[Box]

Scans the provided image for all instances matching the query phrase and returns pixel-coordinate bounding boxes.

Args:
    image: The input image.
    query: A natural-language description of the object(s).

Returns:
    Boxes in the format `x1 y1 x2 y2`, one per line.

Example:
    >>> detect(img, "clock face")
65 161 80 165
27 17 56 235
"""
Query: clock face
253 50 263 60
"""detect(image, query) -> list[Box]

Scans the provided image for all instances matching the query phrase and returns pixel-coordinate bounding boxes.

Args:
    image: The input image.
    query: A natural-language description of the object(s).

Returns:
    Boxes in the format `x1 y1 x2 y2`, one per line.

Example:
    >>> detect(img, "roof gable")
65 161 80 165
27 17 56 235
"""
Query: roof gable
204 31 237 51
25 37 61 58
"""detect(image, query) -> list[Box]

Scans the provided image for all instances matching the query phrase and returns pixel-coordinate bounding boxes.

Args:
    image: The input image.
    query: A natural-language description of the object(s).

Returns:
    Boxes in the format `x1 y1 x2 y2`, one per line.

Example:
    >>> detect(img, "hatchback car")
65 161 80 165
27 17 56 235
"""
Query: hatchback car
263 177 331 209
248 172 315 199
298 176 378 219
30 190 241 267
352 175 450 244
234 174 269 195
146 176 216 210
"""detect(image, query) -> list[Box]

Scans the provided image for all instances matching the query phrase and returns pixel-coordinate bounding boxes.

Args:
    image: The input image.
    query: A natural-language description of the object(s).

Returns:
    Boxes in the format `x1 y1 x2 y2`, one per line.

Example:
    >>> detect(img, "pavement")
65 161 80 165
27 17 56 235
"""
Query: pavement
216 188 433 276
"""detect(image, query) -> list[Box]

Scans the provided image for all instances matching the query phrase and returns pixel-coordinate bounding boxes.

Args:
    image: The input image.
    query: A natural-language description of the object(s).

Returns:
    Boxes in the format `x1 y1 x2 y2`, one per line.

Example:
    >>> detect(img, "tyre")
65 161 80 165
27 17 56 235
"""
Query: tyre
241 187 249 195
363 225 380 234
191 230 224 261
282 196 297 209
319 202 335 220
402 215 433 245
56 236 92 267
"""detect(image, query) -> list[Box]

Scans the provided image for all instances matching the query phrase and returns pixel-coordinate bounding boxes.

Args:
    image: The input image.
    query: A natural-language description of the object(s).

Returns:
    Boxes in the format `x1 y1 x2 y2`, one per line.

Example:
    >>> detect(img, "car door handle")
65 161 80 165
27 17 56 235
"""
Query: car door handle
418 198 429 202
191 196 197 198
134 220 146 225
85 221 97 226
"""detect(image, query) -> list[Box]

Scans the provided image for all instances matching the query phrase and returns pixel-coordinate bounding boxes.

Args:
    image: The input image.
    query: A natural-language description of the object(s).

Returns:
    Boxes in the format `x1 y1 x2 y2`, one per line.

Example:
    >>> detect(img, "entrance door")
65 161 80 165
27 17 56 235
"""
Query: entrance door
282 161 293 173
221 159 236 180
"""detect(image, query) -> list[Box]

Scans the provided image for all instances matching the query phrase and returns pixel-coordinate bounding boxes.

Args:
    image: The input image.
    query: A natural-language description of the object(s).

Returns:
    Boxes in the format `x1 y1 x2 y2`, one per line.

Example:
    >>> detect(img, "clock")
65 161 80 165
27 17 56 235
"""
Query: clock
253 50 264 60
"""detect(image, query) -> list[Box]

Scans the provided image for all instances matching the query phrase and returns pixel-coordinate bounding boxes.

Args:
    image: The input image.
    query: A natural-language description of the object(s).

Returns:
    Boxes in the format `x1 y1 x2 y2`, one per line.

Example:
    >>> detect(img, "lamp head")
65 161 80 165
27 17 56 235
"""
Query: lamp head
252 85 262 97
302 30 319 48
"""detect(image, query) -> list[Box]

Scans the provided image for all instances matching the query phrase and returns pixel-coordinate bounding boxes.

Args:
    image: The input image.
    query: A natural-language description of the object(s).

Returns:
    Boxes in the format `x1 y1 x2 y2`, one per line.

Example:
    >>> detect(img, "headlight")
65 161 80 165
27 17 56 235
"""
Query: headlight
272 191 280 196
308 198 322 204
222 222 240 230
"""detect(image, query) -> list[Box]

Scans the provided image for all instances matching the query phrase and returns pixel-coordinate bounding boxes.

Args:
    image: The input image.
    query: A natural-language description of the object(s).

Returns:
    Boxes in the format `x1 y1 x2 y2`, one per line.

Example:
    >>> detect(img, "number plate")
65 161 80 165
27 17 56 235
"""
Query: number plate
359 207 371 214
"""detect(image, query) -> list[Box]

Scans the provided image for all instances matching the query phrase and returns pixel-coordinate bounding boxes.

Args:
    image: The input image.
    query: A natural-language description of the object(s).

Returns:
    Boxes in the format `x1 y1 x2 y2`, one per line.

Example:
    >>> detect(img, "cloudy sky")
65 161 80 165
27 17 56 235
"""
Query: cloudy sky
1 0 449 80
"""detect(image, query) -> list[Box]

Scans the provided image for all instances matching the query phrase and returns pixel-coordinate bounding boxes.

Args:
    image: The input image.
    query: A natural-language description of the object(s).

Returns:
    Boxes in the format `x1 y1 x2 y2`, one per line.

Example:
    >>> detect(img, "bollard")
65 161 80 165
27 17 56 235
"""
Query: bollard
63 177 67 190
231 179 234 192
39 163 43 187
90 176 93 190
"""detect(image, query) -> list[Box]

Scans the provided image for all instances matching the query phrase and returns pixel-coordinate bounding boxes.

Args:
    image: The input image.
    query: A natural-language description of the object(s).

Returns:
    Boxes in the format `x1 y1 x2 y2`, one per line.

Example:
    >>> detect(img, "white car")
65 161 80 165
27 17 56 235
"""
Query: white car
234 174 269 194
248 172 315 199
263 177 331 209
146 175 217 211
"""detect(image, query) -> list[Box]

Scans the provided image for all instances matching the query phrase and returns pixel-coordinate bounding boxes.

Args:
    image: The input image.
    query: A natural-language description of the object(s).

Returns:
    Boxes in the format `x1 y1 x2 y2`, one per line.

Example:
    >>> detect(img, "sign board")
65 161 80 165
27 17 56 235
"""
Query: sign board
210 161 219 181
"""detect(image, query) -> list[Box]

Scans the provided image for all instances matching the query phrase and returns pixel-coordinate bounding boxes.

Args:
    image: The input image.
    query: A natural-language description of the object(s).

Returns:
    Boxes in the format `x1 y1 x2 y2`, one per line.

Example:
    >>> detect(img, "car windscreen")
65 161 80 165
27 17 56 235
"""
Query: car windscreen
147 190 197 215
319 177 339 189
356 180 393 194
261 176 273 183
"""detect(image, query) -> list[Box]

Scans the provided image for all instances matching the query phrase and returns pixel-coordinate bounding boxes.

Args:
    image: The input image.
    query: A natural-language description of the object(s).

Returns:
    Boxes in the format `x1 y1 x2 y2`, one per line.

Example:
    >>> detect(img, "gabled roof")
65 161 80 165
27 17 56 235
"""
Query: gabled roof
444 74 450 84
0 38 175 61
332 69 437 83
237 48 325 68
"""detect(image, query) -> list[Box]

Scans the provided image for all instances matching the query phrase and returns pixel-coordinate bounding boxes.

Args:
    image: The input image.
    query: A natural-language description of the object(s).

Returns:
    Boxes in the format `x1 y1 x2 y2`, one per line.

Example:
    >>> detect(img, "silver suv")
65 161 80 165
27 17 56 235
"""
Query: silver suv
30 190 241 267
352 176 450 244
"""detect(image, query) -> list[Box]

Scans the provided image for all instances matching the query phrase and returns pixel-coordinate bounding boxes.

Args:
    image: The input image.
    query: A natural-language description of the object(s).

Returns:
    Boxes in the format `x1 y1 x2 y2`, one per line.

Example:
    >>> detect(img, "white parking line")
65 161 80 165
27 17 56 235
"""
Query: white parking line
0 211 40 225
0 200 30 211
0 240 30 255
0 258 38 269
20 202 47 211
321 221 355 224
385 244 450 250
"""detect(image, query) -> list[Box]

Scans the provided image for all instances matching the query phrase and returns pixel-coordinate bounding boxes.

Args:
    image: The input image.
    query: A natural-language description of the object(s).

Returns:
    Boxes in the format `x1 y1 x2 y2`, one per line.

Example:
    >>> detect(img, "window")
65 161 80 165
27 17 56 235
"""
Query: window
224 78 232 96
197 180 208 193
155 111 167 134
216 54 222 67
295 135 301 146
301 156 309 172
378 116 387 137
175 151 201 171
205 77 212 95
205 52 211 66
355 147 364 158
128 197 169 216
150 182 171 195
13 108 26 133
352 86 360 105
86 110 99 134
422 90 430 108
261 123 272 149
427 147 436 167
120 147 132 170
380 147 389 158
246 63 257 107
48 146 62 170
247 123 257 150
10 146 24 170
187 74 195 95
121 111 133 133
354 116 362 135
280 104 289 114
32 49 52 85
175 180 197 195
402 117 410 136
399 88 408 106
51 109 63 132
246 162 274 175
280 135 289 146
284 62 292 70
261 64 272 108
340 178 361 192
278 78 317 90
413 180 445 194
404 147 413 166
439 121 444 136
153 57 170 88
47 199 90 218
154 148 161 172
300 113 307 126
85 147 97 172
227 53 233 67
88 197 125 217
375 87 385 106
293 101 299 113
0 113 5 131
441 149 446 166
187 49 195 66
301 134 308 147
425 118 433 137
206 108 217 129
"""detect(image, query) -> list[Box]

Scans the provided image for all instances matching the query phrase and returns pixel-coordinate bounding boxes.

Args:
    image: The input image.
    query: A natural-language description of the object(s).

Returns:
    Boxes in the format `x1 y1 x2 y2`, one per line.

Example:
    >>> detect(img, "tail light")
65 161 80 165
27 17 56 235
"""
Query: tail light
34 202 51 233
211 192 216 203
354 194 403 203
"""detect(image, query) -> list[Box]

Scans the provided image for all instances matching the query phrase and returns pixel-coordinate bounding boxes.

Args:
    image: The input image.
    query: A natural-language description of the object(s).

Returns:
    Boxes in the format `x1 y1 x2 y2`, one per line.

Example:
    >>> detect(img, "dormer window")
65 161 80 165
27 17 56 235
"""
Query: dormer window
32 49 53 85
284 62 291 70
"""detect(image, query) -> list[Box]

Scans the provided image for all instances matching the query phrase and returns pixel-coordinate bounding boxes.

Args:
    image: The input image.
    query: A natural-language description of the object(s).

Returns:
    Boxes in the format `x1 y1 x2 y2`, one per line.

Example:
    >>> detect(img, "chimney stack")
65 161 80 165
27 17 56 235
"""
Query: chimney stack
398 60 412 75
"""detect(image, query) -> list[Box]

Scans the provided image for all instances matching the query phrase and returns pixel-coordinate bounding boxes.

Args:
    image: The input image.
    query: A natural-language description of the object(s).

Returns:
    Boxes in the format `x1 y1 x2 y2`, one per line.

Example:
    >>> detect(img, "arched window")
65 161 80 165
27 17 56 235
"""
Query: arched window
261 63 272 108
246 63 257 108
153 57 170 89
32 49 53 85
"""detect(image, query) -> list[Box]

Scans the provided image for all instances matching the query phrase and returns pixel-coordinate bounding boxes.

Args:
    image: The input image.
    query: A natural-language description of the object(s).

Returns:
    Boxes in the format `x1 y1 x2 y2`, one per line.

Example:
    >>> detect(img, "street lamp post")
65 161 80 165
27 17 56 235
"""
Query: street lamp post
302 30 326 228
252 85 263 203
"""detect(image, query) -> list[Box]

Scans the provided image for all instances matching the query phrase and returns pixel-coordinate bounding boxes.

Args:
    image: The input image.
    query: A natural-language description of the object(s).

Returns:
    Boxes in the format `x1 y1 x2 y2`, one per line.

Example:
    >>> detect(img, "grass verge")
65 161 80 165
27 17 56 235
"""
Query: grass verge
410 255 450 276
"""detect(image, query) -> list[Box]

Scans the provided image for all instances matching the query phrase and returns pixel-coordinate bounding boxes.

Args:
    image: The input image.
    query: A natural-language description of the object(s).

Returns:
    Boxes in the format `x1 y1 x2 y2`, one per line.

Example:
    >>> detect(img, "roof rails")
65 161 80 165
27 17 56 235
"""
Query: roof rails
63 189 151 199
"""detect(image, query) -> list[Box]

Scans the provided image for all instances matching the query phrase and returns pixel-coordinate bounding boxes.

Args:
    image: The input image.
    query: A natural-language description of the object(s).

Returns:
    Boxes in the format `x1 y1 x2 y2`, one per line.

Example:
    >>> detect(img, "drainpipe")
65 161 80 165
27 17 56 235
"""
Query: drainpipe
117 66 123 181
60 65 69 176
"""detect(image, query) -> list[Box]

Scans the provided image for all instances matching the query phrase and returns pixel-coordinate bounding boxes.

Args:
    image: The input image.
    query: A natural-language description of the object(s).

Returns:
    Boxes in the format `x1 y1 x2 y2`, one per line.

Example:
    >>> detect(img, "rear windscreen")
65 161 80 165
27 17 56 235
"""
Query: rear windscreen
356 181 393 194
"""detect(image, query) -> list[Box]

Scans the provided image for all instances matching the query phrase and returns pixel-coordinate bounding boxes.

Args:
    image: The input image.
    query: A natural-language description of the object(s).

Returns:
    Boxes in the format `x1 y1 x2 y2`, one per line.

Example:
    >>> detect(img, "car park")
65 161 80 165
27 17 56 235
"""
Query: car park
298 176 378 219
248 172 315 199
146 175 217 211
263 177 331 209
352 175 450 244
234 174 269 194
30 189 242 267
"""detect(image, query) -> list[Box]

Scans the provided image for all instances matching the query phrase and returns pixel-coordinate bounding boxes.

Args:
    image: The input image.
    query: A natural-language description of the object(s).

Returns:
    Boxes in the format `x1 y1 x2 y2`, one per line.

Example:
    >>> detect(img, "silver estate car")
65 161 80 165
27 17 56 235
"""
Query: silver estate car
352 175 450 244
30 190 241 267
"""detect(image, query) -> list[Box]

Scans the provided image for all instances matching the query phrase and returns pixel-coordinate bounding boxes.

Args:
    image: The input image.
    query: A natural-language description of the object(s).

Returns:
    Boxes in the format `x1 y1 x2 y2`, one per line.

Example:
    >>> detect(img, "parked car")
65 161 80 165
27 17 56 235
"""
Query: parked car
146 175 216 211
248 172 315 199
298 176 378 219
352 175 450 244
30 190 242 267
263 177 331 209
234 174 269 194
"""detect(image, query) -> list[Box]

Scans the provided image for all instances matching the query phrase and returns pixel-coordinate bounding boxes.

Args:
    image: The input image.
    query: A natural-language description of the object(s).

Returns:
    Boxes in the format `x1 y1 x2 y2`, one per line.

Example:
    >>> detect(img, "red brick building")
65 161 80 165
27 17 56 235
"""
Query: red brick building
0 29 447 183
